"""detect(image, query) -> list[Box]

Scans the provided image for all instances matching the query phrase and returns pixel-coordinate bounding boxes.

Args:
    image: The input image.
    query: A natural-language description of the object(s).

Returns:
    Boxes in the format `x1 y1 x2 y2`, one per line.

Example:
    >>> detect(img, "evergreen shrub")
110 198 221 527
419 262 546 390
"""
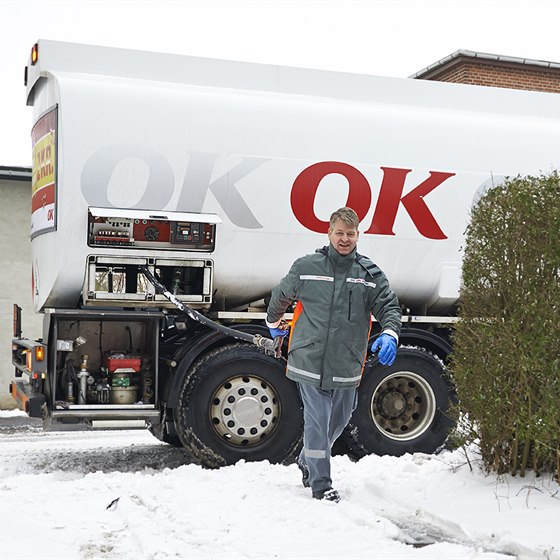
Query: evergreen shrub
450 172 560 481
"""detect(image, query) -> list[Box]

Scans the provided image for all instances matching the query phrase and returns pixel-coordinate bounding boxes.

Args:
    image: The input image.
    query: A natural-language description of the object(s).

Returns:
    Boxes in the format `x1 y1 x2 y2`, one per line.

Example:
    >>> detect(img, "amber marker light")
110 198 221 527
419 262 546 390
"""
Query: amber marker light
31 43 39 65
35 346 45 361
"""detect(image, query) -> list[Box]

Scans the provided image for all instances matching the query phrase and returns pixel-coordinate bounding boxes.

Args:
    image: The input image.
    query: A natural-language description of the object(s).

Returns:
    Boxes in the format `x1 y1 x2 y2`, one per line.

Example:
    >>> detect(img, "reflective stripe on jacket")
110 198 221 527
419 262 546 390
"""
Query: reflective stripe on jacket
267 244 401 390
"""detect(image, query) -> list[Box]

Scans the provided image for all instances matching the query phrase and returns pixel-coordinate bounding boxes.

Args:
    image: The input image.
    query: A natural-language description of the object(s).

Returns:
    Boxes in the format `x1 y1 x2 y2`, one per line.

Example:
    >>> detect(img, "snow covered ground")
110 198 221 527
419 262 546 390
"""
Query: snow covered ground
1 409 559 560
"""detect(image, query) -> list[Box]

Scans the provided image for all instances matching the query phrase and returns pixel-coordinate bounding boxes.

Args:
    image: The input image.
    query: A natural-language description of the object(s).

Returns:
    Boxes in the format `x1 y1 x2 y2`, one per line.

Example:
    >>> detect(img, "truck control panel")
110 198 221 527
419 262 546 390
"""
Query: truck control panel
88 208 216 252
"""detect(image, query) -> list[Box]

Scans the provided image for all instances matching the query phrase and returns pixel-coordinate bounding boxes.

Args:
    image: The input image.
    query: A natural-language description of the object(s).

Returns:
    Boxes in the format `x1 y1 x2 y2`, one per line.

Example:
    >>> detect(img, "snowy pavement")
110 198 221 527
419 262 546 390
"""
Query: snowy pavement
1 410 559 560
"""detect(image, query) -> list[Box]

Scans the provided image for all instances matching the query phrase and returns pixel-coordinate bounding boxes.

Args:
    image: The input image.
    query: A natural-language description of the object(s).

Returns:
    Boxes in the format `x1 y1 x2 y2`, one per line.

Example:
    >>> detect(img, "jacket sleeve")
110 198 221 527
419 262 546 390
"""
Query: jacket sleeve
371 271 402 341
266 259 302 327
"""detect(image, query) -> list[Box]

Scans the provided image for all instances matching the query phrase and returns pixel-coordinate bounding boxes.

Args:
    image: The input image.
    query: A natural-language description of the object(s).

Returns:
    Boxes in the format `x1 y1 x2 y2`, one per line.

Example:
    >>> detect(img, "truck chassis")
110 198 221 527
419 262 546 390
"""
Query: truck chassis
12 301 456 466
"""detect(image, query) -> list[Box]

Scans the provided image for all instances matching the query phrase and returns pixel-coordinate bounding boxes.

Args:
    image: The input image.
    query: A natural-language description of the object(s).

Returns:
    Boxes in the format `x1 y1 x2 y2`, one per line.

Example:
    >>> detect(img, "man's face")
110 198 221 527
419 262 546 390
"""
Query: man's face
328 219 359 256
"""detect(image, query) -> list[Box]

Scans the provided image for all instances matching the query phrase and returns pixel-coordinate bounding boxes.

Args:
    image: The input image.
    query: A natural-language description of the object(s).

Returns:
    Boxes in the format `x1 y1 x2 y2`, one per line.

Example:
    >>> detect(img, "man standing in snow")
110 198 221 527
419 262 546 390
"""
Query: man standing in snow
266 207 401 502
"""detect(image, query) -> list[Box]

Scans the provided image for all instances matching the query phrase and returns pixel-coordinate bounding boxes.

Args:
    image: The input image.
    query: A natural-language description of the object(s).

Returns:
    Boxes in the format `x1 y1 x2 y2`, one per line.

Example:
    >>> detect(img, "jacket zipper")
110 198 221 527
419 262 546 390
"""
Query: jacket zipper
348 290 353 321
321 261 337 389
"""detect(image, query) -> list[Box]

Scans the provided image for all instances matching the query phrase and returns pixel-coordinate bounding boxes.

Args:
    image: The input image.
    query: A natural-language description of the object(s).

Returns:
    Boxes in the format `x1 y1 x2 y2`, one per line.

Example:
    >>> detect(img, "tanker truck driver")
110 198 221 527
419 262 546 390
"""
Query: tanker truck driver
266 207 401 502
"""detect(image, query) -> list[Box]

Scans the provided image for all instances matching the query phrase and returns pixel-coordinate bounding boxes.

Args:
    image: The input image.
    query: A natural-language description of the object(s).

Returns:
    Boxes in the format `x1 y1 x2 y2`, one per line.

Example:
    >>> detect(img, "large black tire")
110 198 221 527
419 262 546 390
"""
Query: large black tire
174 343 303 467
343 347 455 458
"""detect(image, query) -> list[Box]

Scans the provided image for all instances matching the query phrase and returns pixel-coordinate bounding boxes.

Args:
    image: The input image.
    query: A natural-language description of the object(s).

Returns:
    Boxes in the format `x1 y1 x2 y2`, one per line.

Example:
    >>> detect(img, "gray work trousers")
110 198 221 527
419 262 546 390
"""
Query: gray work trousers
297 382 358 493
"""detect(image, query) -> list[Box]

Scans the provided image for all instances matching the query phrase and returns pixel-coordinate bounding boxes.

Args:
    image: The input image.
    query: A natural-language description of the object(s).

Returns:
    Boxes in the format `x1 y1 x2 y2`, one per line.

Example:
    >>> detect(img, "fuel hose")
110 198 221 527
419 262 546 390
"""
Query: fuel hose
139 266 282 357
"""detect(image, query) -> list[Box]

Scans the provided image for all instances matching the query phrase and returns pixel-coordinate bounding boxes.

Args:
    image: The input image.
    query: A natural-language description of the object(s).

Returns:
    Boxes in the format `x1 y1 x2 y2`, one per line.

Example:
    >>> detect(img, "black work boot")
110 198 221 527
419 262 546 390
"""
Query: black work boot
298 462 310 488
312 488 340 502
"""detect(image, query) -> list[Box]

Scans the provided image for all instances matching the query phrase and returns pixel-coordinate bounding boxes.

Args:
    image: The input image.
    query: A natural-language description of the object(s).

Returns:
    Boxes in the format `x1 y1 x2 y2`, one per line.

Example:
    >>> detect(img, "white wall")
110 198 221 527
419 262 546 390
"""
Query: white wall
0 177 42 409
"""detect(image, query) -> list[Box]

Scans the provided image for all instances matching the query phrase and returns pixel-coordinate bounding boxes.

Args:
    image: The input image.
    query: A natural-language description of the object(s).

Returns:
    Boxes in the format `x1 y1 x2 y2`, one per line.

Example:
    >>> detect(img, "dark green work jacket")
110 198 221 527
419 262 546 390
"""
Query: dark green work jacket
267 244 401 390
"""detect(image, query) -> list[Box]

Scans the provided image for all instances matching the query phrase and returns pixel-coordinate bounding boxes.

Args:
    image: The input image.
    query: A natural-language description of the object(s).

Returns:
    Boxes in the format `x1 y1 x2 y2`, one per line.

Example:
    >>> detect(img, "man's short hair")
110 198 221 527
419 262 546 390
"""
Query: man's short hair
329 207 359 230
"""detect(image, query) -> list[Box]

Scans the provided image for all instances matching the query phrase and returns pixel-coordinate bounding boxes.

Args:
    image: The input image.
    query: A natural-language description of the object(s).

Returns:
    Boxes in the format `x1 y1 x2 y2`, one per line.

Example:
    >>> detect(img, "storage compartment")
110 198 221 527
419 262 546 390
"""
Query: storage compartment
83 256 213 307
152 258 212 304
48 310 162 412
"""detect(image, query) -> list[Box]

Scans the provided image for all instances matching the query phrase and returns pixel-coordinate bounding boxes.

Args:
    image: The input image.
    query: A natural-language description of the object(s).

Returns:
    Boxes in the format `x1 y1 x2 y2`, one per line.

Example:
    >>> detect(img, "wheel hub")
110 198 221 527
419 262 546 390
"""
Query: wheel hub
371 371 436 441
378 389 407 418
210 375 280 446
232 396 264 427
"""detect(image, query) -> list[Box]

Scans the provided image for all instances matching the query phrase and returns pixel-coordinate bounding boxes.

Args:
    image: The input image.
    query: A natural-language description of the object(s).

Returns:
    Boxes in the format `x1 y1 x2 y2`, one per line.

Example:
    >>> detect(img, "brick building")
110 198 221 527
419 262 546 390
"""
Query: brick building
411 49 560 93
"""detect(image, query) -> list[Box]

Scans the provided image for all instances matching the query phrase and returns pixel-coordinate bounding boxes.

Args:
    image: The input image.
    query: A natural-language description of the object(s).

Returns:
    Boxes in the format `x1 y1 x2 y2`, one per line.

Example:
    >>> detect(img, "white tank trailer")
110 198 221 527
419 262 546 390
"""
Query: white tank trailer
11 40 560 466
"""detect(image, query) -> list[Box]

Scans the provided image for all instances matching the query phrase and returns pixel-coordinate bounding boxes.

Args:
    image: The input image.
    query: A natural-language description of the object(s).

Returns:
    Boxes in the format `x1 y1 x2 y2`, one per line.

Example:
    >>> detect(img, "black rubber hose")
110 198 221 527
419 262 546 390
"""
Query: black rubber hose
139 265 275 353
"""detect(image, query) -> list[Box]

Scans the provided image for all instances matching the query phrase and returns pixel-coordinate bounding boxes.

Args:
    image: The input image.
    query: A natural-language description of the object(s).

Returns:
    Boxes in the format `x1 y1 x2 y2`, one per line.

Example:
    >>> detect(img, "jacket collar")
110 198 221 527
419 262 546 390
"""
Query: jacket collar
326 243 357 270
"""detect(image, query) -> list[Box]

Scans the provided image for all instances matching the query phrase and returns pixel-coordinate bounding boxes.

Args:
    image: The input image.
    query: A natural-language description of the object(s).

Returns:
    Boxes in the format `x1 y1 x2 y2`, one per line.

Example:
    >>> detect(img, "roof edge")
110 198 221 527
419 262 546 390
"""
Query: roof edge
0 166 32 181
410 49 560 79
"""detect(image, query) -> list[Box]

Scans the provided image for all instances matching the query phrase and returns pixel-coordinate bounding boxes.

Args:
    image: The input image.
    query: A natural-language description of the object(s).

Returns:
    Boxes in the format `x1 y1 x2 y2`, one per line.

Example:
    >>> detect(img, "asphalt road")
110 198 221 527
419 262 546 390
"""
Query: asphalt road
0 414 191 474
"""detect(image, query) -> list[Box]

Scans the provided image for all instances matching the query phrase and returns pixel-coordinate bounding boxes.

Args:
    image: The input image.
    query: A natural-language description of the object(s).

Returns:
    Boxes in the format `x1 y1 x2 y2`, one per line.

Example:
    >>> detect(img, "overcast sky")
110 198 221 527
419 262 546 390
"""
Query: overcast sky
2 0 560 166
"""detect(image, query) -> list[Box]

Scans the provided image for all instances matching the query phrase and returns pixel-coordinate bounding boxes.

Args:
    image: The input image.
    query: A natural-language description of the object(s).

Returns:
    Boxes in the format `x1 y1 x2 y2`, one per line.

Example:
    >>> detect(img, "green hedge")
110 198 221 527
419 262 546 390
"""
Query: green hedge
450 172 560 480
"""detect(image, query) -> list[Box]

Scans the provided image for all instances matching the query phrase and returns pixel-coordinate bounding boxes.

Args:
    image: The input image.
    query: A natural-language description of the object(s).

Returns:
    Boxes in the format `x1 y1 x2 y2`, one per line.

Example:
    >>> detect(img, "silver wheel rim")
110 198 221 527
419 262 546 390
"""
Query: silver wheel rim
370 371 436 441
210 375 280 446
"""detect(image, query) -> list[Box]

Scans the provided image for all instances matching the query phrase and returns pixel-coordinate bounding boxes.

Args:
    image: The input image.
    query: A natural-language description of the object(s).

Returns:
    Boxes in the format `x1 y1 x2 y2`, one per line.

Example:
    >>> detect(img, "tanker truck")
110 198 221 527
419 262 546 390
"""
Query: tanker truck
10 40 560 467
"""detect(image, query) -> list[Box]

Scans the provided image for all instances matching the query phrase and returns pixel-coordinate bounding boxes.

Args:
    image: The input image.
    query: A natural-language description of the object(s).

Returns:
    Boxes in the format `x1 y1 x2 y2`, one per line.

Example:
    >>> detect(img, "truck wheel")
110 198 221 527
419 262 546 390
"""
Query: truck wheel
343 347 455 458
174 343 303 467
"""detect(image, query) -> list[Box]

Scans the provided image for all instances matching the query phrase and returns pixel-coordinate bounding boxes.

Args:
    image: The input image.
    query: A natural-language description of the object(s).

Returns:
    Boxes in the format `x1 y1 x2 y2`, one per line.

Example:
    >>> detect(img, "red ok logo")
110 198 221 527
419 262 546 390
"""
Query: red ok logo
291 162 455 240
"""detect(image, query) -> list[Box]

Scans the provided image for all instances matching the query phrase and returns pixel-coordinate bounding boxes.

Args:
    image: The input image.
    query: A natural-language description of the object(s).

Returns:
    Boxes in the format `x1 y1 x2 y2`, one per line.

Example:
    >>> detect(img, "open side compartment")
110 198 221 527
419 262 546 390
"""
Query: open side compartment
45 309 163 430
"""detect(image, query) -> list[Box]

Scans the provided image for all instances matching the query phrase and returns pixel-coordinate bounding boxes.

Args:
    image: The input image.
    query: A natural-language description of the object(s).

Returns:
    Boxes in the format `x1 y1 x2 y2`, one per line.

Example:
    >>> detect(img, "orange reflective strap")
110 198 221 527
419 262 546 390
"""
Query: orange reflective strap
284 301 303 374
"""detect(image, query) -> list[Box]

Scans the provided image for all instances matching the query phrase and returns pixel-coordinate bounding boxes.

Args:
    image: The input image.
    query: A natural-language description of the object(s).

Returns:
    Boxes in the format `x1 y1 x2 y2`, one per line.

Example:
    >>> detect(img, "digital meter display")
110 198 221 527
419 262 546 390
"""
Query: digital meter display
170 222 215 251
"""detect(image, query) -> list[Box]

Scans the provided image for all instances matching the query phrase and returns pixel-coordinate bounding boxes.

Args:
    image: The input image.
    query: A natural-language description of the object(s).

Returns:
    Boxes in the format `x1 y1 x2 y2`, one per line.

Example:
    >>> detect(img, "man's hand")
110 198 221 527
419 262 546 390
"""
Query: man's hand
267 319 289 339
371 334 397 366
268 326 288 339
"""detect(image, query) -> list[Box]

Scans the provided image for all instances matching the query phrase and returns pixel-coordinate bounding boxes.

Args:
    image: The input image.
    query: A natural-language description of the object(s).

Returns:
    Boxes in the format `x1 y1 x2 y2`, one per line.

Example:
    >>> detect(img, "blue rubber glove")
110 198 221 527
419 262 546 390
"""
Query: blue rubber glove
371 334 397 366
269 327 288 339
